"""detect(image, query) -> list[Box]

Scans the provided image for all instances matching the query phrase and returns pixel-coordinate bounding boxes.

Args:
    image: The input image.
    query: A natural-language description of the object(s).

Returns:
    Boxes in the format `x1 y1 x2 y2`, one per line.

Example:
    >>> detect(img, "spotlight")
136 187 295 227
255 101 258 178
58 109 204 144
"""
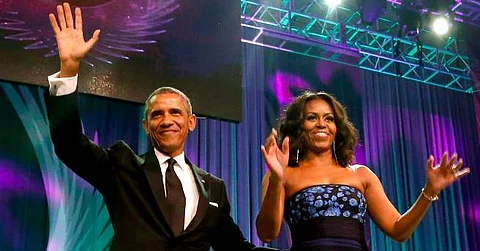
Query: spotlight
428 0 452 35
325 0 341 8
432 15 450 35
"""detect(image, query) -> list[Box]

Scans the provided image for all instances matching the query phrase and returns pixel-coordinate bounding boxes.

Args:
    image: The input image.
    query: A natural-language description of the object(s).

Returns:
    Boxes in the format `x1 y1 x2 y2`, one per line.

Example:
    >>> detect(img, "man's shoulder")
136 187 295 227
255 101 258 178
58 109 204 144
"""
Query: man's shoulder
109 140 144 163
109 140 135 152
192 165 224 184
205 172 223 183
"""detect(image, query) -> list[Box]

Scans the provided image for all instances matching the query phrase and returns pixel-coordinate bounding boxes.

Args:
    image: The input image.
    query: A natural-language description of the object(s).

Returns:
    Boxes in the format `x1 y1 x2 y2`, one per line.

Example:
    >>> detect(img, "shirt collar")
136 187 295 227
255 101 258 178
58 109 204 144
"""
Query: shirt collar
153 148 188 171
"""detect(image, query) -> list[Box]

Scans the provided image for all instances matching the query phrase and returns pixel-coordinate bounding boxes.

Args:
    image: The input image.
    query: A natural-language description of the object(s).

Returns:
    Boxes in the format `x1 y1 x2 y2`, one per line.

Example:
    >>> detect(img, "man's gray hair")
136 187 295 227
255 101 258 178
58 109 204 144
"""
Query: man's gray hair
144 87 193 120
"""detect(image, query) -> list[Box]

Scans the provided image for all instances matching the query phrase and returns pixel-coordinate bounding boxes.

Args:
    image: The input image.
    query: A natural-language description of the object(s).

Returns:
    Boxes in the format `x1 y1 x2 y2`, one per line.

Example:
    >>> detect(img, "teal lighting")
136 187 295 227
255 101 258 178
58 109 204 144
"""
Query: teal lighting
240 0 474 93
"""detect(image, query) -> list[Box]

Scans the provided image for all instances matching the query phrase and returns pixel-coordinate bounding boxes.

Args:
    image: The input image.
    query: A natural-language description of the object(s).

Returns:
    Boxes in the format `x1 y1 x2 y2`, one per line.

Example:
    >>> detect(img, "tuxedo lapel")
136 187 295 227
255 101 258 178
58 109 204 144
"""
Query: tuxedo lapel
142 152 210 235
184 158 209 233
142 148 172 235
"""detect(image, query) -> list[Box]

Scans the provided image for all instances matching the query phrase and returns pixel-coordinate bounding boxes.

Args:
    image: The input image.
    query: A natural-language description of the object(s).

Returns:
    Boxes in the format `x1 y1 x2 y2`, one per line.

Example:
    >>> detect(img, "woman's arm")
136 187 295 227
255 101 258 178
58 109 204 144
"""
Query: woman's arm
363 168 430 242
256 171 285 242
256 129 290 243
363 153 470 242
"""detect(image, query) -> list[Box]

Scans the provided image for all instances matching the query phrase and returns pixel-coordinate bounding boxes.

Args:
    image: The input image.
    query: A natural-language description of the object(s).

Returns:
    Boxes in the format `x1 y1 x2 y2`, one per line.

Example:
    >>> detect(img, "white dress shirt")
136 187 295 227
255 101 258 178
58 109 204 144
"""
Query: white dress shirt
48 72 77 96
47 72 200 230
154 149 199 230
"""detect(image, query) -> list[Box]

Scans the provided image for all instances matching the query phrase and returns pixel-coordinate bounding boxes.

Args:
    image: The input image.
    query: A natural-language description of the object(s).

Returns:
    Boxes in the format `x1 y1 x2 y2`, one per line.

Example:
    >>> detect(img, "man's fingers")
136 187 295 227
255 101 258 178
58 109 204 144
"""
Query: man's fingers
86 29 101 49
63 3 74 28
56 4 67 29
48 13 60 34
75 7 82 30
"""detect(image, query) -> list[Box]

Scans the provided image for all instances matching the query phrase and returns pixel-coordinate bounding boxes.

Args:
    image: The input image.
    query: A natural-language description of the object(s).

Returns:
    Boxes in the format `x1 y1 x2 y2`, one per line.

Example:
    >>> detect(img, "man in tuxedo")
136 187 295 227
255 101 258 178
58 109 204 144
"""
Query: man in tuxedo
46 3 271 250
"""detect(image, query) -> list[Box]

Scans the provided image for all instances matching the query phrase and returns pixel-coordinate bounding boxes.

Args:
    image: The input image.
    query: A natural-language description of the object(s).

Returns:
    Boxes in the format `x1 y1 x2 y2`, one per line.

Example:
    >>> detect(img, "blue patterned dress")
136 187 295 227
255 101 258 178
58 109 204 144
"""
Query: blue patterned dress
284 184 368 251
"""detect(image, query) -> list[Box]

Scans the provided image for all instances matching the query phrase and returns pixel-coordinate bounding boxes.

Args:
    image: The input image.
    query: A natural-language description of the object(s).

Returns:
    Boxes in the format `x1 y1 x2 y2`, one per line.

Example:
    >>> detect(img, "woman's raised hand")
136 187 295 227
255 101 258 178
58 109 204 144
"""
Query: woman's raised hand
261 128 290 182
424 152 470 196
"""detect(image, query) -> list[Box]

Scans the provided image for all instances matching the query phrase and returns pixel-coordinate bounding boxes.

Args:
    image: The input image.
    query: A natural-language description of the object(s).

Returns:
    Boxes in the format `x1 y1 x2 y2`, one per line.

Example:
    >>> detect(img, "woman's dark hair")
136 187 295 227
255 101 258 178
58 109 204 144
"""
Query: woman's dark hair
279 91 358 167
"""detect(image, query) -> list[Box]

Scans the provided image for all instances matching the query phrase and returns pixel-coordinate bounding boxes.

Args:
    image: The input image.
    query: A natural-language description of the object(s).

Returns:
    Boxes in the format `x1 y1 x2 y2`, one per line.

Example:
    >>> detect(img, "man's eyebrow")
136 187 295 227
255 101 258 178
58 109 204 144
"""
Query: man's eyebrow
170 108 183 113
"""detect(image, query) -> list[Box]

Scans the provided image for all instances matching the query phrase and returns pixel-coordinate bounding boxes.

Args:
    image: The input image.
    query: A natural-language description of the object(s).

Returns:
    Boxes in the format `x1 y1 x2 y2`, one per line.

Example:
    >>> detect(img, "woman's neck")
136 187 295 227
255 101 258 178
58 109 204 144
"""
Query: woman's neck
300 150 339 169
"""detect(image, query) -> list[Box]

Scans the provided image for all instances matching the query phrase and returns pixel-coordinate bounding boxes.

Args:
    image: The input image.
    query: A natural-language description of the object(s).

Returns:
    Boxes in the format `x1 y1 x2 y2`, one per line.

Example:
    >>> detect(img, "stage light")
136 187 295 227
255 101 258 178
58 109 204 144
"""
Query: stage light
432 16 450 35
428 0 452 35
325 0 341 8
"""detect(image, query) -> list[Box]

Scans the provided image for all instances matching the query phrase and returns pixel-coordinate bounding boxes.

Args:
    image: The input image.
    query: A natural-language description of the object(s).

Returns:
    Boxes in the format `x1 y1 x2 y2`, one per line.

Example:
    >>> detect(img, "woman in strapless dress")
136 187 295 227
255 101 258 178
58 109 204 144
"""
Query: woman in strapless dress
256 91 470 251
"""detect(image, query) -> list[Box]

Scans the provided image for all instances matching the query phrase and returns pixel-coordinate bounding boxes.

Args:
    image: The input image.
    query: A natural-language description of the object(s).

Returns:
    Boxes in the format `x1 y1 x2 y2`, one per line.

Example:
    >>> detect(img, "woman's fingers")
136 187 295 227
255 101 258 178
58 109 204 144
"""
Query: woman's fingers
455 167 470 178
264 128 277 150
445 153 457 170
426 155 434 170
454 158 463 170
439 152 448 169
453 158 470 179
281 137 289 155
260 145 267 159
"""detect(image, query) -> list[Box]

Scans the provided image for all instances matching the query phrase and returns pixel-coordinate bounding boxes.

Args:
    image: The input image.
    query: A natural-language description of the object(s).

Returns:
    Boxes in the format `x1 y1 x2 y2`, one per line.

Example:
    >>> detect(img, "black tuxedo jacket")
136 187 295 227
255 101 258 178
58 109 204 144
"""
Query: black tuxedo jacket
45 91 258 251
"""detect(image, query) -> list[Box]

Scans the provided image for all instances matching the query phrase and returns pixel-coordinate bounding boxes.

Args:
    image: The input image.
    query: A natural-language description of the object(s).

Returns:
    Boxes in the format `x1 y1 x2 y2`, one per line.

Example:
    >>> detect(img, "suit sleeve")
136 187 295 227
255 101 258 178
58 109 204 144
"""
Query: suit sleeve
45 90 113 193
210 180 256 251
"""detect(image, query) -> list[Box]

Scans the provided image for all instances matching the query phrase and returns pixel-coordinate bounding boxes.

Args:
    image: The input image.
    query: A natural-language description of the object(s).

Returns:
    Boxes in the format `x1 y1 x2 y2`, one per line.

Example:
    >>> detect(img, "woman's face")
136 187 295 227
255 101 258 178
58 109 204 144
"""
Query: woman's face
302 98 337 154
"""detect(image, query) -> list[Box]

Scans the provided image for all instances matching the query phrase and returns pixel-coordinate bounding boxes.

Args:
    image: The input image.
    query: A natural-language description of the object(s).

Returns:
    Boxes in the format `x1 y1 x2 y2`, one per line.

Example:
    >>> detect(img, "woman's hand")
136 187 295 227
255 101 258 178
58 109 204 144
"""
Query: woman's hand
261 128 289 183
424 152 470 196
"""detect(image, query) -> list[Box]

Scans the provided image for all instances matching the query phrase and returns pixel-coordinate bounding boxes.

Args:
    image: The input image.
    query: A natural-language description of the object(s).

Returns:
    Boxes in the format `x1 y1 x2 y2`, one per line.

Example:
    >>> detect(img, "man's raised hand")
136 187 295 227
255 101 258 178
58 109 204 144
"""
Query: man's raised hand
48 2 100 77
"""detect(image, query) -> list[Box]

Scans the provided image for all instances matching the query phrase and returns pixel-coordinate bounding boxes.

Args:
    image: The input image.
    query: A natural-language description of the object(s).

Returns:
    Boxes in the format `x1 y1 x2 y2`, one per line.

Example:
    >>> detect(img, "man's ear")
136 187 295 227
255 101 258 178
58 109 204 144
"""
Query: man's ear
142 119 150 134
188 114 197 132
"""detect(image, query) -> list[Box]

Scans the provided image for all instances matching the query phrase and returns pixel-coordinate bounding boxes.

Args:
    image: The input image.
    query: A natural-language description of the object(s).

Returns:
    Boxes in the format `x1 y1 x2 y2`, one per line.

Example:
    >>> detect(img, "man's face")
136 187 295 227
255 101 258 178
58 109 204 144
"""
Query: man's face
142 92 196 156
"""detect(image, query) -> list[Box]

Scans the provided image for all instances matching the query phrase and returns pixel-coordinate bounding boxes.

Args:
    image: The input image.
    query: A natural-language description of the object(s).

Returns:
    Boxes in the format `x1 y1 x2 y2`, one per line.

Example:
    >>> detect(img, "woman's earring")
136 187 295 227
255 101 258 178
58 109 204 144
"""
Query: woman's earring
296 148 300 164
333 140 338 164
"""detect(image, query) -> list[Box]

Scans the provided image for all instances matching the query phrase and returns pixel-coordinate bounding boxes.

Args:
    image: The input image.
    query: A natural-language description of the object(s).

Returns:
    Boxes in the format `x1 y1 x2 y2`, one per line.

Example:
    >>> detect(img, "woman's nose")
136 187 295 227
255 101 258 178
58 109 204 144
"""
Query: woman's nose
316 119 326 128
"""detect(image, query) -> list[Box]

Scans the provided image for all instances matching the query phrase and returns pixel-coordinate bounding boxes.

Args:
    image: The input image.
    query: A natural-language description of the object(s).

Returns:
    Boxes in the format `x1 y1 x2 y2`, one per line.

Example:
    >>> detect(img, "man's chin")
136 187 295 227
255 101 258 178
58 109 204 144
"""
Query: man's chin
153 143 178 154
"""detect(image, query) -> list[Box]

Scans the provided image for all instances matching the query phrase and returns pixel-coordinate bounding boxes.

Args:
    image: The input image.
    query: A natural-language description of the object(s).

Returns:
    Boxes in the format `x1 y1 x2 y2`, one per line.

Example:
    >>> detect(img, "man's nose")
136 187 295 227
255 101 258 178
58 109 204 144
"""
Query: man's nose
160 115 174 127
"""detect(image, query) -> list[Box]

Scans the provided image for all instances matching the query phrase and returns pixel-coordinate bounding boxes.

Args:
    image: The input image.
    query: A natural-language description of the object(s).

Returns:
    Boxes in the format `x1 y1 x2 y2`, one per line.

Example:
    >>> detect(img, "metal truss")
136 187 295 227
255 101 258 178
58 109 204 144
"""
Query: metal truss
459 0 480 29
241 0 476 93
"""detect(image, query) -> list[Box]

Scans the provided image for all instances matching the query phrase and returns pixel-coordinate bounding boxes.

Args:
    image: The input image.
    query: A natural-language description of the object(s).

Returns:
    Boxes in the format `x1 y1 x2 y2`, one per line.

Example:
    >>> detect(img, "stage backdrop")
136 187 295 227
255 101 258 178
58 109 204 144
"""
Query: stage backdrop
0 0 243 121
263 48 480 251
1 44 479 251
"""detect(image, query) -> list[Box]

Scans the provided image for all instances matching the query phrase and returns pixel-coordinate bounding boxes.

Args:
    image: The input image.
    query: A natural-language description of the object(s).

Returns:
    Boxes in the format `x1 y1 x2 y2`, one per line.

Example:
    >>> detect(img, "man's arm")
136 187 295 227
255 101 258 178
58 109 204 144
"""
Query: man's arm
46 3 112 192
46 90 113 190
47 3 99 96
210 180 281 251
210 181 255 251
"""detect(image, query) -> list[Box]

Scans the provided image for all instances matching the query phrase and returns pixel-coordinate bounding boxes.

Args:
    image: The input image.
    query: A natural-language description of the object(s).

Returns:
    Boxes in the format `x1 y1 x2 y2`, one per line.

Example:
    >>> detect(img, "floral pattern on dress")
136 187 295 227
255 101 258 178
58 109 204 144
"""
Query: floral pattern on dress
285 184 367 225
